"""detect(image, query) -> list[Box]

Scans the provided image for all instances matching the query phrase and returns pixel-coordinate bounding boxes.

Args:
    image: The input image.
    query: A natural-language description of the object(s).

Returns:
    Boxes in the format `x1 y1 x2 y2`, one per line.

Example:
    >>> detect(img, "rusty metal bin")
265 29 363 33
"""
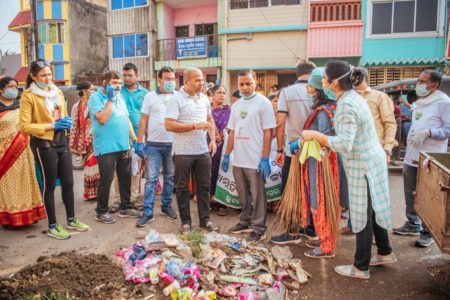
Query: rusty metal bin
415 152 450 254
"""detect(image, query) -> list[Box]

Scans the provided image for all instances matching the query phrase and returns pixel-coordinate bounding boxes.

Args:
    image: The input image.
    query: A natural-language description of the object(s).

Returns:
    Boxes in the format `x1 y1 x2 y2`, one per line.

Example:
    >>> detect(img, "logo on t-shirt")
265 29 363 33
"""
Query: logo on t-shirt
240 110 248 119
415 112 423 120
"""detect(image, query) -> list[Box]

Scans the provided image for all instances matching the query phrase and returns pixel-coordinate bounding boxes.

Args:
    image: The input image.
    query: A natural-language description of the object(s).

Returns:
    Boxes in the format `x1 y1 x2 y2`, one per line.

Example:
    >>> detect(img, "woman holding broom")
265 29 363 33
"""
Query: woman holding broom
290 67 349 258
301 60 396 279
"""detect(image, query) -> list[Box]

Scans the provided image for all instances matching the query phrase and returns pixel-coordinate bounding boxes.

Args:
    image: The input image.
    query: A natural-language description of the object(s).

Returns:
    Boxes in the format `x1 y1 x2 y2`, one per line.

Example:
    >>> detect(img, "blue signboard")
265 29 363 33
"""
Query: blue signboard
176 36 207 59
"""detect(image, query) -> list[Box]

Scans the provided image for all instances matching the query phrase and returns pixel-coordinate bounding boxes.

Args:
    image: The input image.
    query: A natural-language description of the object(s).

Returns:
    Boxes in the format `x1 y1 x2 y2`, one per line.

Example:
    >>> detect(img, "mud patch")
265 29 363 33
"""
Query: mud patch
0 251 150 299
428 262 450 286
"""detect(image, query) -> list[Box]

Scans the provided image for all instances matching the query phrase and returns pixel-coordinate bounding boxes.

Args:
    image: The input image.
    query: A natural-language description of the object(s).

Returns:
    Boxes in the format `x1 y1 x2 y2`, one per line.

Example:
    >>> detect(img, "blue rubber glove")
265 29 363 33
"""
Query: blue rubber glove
222 154 230 172
106 85 115 101
257 157 271 180
53 119 69 132
288 138 301 155
134 141 145 160
62 116 73 129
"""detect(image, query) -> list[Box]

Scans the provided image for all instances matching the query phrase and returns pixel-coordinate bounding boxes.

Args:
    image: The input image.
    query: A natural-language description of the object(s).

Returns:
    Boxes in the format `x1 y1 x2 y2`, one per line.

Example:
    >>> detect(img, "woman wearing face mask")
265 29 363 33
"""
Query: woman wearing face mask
290 67 349 258
208 85 231 216
0 77 46 227
19 59 89 239
70 82 99 201
301 60 396 279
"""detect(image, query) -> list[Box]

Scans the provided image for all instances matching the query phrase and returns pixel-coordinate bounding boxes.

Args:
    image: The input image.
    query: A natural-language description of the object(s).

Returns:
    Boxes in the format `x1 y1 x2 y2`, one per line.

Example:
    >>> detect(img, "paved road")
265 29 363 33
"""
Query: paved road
0 170 449 299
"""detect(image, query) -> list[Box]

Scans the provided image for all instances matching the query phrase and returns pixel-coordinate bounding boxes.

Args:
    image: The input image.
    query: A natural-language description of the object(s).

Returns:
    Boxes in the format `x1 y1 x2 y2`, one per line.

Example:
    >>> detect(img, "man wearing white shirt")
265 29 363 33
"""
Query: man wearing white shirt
134 67 178 227
393 70 450 247
165 67 219 233
223 69 277 243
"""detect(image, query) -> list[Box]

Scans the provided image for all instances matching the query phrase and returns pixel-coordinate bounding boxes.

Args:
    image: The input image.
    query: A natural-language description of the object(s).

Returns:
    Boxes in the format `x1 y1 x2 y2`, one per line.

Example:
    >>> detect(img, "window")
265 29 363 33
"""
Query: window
38 22 65 44
175 26 189 38
112 33 148 58
370 0 439 35
368 66 427 86
230 0 300 9
195 24 217 36
111 0 147 10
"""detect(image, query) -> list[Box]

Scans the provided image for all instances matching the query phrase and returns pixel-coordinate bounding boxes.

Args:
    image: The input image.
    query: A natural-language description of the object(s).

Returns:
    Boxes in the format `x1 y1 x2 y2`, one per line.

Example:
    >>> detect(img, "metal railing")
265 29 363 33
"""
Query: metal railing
230 0 300 9
156 34 221 61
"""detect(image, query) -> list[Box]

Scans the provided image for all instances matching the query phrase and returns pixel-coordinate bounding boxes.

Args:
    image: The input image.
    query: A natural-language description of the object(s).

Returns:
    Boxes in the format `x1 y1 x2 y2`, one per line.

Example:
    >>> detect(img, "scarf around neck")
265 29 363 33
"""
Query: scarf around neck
29 82 61 114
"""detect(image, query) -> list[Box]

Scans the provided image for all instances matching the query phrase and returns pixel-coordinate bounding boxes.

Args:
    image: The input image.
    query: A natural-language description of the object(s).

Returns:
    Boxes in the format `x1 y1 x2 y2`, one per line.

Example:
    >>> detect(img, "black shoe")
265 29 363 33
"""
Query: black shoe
161 206 177 220
229 223 252 234
299 227 319 241
270 232 302 245
415 235 434 247
393 222 420 236
245 231 266 244
136 214 155 227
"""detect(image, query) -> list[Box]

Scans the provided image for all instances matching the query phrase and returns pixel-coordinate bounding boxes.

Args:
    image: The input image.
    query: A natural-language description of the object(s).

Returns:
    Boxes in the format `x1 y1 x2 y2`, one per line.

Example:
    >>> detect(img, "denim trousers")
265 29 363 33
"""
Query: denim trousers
143 142 174 217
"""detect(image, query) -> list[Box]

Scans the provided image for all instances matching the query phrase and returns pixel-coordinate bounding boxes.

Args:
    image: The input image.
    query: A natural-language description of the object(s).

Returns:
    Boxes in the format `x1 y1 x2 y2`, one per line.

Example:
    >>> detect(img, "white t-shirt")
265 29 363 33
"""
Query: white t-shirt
141 90 176 143
165 87 211 155
227 93 277 169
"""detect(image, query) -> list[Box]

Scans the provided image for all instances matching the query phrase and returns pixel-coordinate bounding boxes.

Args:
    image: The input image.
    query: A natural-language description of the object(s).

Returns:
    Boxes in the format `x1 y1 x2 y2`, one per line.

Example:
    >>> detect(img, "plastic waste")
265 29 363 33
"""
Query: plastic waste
163 280 180 296
129 244 147 266
271 245 293 260
165 260 183 279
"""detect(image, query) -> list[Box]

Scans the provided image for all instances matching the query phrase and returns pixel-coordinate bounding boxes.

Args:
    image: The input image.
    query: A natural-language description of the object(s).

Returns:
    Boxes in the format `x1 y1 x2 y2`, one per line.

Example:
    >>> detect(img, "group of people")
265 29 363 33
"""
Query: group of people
0 58 449 281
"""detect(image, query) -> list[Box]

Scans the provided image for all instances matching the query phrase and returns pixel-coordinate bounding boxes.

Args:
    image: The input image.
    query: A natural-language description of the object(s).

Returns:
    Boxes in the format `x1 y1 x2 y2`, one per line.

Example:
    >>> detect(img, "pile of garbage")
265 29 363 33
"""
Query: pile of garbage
114 229 311 299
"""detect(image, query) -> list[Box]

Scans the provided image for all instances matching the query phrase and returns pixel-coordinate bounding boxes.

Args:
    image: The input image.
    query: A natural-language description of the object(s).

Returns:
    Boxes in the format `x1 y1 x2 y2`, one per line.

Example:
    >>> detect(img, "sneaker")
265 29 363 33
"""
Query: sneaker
118 208 142 218
392 222 420 236
200 221 220 232
161 206 178 220
305 240 321 249
95 213 117 224
415 235 435 247
299 227 319 241
229 223 252 234
370 253 397 266
245 231 266 244
270 232 302 245
136 214 155 227
66 217 90 232
304 247 335 259
334 265 370 280
48 224 71 240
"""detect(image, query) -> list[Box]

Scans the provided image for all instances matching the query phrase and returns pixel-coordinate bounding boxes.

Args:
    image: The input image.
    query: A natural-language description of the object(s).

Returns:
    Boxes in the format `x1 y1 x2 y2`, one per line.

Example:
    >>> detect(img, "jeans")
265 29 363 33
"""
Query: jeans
354 182 392 271
95 150 132 215
174 153 211 226
32 144 74 226
143 142 174 217
403 164 431 237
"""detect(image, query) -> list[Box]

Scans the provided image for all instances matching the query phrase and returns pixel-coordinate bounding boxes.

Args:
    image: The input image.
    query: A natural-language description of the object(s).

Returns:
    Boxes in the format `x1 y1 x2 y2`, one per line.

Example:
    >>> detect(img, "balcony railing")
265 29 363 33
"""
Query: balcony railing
310 1 361 22
230 0 300 9
157 34 221 61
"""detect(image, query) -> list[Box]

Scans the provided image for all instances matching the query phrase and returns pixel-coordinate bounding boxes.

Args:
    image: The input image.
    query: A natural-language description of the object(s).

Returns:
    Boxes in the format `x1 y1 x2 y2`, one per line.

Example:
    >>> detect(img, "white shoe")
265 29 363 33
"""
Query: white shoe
370 253 397 266
335 265 370 280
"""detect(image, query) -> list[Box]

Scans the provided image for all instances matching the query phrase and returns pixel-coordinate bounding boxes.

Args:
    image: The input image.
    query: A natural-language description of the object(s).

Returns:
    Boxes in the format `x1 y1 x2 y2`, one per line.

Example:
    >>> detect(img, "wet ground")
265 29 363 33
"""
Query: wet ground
0 171 449 299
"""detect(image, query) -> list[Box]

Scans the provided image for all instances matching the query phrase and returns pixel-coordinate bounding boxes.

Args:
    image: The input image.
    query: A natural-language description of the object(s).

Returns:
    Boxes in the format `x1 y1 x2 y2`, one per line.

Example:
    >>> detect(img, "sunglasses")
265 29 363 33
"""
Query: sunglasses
34 60 52 68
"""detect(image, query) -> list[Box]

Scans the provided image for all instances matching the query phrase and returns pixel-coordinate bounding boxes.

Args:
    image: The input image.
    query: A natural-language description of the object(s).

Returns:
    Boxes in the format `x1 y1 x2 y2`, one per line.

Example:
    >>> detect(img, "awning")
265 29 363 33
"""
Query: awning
361 57 449 67
8 11 31 29
13 66 29 84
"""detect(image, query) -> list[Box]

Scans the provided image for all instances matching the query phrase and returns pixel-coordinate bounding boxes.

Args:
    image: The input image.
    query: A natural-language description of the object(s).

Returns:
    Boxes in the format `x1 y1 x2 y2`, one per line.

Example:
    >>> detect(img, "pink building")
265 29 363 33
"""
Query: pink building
307 0 363 66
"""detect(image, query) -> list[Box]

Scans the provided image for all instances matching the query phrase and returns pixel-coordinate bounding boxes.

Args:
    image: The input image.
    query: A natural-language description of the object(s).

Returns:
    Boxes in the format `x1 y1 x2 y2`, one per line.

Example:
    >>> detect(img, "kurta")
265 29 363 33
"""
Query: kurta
328 90 391 233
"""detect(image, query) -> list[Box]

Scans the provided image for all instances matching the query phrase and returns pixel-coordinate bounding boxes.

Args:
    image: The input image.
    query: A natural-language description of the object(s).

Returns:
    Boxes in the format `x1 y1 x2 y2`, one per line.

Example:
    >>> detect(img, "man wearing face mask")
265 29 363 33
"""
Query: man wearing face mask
352 67 397 163
88 70 141 224
393 70 450 247
135 67 178 227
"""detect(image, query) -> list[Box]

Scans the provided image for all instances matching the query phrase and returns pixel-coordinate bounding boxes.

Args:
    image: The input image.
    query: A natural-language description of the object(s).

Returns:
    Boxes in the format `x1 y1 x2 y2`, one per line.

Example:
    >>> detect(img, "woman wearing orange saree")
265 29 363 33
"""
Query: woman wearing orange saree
0 77 45 227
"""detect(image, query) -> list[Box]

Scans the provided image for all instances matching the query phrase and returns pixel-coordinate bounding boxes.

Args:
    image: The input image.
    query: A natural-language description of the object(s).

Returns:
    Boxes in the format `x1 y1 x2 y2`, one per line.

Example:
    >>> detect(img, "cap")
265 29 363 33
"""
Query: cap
308 67 325 90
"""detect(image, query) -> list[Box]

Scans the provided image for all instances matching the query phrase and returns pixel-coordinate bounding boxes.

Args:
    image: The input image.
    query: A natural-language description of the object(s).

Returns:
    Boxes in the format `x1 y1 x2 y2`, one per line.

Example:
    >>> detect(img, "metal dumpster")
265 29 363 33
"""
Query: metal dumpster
415 152 450 254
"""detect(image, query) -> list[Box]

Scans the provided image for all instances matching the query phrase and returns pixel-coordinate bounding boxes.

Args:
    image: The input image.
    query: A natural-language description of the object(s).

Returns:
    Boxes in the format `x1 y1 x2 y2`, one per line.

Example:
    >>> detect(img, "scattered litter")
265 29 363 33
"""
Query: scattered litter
271 245 293 260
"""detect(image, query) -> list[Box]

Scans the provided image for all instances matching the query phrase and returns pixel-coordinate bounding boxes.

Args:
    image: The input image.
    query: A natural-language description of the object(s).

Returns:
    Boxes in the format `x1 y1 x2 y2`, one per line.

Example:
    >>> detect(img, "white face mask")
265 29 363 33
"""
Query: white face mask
415 84 430 97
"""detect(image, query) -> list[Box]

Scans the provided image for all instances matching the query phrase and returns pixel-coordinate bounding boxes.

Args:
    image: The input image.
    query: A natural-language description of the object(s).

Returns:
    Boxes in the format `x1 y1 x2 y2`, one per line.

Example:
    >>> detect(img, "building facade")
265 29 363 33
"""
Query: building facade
361 0 449 86
221 0 308 94
108 0 154 88
9 0 108 86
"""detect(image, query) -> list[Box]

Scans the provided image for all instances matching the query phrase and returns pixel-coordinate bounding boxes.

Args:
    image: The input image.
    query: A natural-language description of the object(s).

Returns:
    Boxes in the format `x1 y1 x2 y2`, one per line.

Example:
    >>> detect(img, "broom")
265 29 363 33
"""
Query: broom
273 152 303 233
321 150 341 245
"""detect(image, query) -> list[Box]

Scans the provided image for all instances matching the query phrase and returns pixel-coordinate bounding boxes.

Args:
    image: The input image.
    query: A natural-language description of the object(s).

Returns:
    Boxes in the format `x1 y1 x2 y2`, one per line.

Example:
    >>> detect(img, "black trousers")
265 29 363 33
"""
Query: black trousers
281 155 291 194
354 182 392 271
174 153 211 226
32 144 74 226
95 150 132 215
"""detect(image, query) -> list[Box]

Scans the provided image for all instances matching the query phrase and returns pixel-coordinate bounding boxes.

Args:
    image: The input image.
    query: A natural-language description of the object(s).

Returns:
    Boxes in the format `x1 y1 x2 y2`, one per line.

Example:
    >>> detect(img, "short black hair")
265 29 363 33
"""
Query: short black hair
238 69 254 77
123 63 138 74
296 61 316 77
102 70 121 82
231 89 240 98
0 76 18 90
422 69 442 87
158 66 175 79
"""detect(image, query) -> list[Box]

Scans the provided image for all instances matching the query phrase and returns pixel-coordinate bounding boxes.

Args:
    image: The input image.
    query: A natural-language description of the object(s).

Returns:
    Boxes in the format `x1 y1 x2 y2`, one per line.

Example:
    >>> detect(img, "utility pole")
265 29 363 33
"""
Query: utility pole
31 0 39 60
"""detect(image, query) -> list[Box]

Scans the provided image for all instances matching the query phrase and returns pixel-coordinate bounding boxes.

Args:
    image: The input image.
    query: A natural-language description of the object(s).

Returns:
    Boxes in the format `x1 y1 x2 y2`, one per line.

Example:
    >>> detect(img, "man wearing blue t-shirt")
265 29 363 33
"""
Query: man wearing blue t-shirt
88 70 141 224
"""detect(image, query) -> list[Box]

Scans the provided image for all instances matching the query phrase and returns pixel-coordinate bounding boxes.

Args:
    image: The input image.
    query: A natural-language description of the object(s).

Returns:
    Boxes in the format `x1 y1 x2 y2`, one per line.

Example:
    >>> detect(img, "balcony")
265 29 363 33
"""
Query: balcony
154 34 222 70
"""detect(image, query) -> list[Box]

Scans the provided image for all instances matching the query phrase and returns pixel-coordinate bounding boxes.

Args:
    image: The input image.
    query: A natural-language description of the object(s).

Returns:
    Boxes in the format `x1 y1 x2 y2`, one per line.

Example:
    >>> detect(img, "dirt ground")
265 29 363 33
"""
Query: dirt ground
0 171 449 299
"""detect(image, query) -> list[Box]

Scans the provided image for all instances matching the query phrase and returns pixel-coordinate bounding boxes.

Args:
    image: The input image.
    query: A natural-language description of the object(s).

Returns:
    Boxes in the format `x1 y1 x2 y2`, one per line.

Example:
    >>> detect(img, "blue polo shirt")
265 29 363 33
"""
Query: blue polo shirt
121 83 149 135
88 89 130 156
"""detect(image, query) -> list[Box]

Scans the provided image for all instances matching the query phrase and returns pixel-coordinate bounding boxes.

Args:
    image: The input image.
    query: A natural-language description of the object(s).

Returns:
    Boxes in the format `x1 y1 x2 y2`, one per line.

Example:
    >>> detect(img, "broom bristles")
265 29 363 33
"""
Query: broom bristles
322 151 341 245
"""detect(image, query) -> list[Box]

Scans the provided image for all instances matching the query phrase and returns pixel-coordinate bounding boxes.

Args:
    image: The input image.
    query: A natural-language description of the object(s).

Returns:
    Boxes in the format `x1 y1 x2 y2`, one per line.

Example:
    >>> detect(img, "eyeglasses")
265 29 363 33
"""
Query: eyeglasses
34 60 52 68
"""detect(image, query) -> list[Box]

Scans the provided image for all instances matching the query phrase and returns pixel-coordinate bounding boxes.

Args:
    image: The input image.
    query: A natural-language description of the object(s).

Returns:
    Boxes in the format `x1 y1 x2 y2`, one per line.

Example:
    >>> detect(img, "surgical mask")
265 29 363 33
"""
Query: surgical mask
35 81 49 89
240 91 257 100
2 88 18 100
415 84 430 97
164 81 176 93
323 87 336 100
114 89 121 96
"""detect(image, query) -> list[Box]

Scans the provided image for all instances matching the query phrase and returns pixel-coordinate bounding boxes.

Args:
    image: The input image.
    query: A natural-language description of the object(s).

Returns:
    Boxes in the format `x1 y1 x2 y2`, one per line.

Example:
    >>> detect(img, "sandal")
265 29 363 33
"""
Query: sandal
304 247 335 259
200 221 219 232
217 207 228 216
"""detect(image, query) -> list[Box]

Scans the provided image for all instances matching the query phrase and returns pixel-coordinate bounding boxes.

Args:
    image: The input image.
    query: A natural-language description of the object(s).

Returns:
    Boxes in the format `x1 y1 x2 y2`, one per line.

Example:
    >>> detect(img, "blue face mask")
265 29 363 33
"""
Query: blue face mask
415 84 430 97
35 81 49 89
164 81 176 93
323 87 336 100
3 88 18 100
